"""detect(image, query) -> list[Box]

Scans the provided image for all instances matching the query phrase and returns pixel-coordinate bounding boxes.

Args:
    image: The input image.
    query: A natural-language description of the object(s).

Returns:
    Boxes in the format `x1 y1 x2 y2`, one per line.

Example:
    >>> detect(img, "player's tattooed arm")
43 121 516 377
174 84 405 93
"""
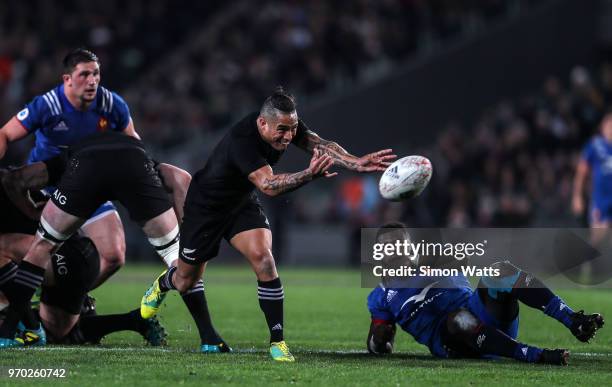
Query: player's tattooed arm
249 149 337 196
1 162 49 220
295 130 396 172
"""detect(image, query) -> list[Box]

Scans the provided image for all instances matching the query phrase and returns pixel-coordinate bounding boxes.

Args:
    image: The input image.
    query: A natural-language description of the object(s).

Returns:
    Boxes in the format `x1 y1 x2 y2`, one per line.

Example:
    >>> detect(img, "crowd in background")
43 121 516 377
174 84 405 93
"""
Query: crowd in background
0 0 224 132
126 0 537 148
308 63 612 229
0 0 541 153
1 0 598 231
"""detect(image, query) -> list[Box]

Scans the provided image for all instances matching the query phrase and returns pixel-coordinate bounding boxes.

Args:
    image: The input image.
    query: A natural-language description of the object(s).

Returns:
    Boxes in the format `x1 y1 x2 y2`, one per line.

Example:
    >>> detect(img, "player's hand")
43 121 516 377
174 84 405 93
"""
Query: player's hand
308 148 337 178
356 149 397 172
571 195 584 216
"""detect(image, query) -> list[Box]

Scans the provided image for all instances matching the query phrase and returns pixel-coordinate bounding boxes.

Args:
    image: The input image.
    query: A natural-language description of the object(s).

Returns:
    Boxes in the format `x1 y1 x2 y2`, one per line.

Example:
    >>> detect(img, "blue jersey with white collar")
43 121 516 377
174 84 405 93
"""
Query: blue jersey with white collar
582 136 612 215
367 275 472 357
15 84 131 163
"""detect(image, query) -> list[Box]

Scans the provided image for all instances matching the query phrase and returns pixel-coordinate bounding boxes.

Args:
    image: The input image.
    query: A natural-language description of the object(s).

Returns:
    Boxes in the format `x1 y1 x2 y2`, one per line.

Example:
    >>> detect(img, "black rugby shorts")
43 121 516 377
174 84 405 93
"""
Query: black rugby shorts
179 194 270 264
50 145 171 222
40 236 100 315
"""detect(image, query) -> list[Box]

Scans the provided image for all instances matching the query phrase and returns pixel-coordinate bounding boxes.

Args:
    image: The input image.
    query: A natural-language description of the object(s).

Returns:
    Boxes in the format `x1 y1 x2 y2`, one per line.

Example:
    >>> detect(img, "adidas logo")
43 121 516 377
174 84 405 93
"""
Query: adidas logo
521 347 528 356
560 303 567 311
52 121 69 131
385 166 400 179
386 290 398 303
271 324 283 331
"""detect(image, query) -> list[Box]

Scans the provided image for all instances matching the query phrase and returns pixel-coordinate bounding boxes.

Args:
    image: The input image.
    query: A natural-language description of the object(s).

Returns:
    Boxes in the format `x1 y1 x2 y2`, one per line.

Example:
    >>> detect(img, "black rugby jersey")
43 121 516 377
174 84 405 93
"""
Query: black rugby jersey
190 112 308 210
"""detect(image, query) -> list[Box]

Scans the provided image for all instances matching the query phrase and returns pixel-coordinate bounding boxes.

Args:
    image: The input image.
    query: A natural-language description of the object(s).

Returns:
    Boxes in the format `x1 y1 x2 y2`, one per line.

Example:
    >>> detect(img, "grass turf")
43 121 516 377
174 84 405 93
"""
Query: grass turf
0 264 610 386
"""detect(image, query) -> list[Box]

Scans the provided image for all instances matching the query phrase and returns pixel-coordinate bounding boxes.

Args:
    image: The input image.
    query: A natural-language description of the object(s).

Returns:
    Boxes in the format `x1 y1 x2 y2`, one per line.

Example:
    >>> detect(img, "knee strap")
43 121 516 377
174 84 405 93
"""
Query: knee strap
37 217 71 246
148 225 180 267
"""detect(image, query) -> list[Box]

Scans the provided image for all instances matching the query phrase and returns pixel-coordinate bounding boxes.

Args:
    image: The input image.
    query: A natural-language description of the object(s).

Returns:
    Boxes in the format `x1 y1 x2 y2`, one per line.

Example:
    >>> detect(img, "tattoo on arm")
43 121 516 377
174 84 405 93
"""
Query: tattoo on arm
298 130 361 170
262 169 313 196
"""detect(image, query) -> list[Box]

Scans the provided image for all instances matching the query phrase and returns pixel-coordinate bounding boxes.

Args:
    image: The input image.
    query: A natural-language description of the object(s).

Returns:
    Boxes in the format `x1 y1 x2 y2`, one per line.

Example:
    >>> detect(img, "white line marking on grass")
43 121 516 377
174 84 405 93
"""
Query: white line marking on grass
574 352 612 357
23 346 177 352
15 347 612 358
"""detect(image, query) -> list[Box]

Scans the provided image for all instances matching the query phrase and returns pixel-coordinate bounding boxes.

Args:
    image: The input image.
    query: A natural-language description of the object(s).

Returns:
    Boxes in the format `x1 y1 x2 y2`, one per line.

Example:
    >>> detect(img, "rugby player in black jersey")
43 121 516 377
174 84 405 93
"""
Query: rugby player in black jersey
0 168 167 347
0 132 197 348
141 87 396 361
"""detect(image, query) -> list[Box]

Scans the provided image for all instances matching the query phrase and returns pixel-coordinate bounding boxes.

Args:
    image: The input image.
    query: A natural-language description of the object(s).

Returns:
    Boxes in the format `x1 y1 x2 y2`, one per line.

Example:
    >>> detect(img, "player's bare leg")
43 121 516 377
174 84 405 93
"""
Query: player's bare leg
38 304 80 341
82 211 126 289
170 260 205 292
141 256 231 352
139 208 183 316
0 233 33 263
0 201 84 347
230 228 294 362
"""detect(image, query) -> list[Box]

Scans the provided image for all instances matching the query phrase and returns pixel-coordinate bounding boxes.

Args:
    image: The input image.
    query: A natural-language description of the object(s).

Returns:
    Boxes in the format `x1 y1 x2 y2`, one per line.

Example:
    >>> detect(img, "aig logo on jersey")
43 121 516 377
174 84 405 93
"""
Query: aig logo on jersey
53 189 68 205
54 254 68 275
17 108 29 121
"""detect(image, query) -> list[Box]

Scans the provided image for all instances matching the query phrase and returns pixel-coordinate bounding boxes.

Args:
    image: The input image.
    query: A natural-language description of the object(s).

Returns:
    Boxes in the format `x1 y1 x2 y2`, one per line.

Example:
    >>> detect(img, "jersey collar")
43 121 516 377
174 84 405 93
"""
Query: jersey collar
59 84 99 112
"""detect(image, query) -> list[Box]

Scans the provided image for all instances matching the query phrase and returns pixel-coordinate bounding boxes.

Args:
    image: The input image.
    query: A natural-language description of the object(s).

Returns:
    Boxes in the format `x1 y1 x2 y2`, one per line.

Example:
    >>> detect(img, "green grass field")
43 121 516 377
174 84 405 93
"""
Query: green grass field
0 265 610 386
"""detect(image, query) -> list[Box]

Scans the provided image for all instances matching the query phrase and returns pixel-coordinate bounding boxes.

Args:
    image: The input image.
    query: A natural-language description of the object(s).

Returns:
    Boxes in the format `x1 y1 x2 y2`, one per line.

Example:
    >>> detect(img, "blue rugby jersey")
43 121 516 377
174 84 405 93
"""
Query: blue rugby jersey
582 136 612 216
367 274 472 356
15 84 131 163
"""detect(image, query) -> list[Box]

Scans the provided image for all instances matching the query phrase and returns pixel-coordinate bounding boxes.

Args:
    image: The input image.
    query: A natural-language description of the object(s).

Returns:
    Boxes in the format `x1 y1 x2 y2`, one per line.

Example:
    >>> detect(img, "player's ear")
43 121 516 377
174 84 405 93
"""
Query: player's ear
257 116 268 131
62 73 71 84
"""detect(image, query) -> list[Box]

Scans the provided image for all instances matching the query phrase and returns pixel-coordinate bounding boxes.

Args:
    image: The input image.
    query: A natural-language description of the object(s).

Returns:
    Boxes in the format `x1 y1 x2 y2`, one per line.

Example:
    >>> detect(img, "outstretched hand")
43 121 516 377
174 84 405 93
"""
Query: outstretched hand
308 148 337 178
355 149 397 172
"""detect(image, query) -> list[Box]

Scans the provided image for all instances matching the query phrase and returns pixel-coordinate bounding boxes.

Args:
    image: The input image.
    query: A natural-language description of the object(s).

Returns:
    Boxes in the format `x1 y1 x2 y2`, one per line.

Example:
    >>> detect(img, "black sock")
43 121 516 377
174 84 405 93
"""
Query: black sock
0 263 21 335
0 262 18 290
79 309 143 343
462 324 543 363
159 267 177 292
513 272 556 309
472 324 518 358
513 272 574 328
181 280 222 344
3 261 45 331
257 277 284 343
0 308 20 338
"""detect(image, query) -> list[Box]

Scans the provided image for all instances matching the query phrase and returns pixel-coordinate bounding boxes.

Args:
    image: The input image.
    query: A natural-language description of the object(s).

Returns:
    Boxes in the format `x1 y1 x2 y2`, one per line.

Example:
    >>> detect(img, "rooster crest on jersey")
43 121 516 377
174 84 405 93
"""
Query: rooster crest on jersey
379 155 432 201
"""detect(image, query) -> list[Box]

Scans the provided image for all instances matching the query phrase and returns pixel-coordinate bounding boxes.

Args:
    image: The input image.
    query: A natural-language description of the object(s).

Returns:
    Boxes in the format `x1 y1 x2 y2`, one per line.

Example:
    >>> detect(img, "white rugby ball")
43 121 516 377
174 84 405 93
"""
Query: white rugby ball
379 155 432 201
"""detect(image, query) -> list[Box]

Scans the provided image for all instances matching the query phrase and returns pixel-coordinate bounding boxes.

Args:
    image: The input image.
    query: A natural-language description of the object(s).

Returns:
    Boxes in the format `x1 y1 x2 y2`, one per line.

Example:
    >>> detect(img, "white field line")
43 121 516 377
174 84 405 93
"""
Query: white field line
8 347 612 357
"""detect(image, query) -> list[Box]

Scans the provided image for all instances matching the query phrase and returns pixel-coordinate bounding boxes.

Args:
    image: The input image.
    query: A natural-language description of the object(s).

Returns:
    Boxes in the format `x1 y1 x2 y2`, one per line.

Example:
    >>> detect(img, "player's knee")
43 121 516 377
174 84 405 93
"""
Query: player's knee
478 260 522 295
251 251 277 279
490 261 521 277
173 269 199 293
147 225 180 267
447 308 480 335
99 245 126 271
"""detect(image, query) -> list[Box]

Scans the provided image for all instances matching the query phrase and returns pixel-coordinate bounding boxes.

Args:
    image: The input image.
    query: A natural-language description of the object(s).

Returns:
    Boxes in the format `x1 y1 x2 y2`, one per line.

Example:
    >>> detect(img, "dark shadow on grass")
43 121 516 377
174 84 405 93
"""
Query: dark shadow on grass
286 350 611 370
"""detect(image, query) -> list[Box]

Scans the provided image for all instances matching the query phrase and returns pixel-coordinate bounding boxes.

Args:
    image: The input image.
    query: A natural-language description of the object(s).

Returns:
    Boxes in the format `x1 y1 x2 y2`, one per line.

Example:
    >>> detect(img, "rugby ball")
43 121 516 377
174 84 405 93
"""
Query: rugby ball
379 156 432 201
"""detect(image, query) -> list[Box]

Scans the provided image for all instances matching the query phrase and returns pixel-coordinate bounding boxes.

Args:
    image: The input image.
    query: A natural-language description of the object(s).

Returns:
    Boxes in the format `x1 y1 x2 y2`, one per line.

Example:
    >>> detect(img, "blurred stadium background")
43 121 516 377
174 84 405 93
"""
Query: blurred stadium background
1 0 610 266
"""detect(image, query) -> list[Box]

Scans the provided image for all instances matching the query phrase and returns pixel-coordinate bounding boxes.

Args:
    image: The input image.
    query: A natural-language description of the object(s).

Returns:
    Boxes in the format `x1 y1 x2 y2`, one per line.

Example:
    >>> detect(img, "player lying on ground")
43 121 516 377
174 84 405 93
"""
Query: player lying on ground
0 48 142 288
0 132 200 348
366 224 605 365
0 170 166 347
140 87 396 361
